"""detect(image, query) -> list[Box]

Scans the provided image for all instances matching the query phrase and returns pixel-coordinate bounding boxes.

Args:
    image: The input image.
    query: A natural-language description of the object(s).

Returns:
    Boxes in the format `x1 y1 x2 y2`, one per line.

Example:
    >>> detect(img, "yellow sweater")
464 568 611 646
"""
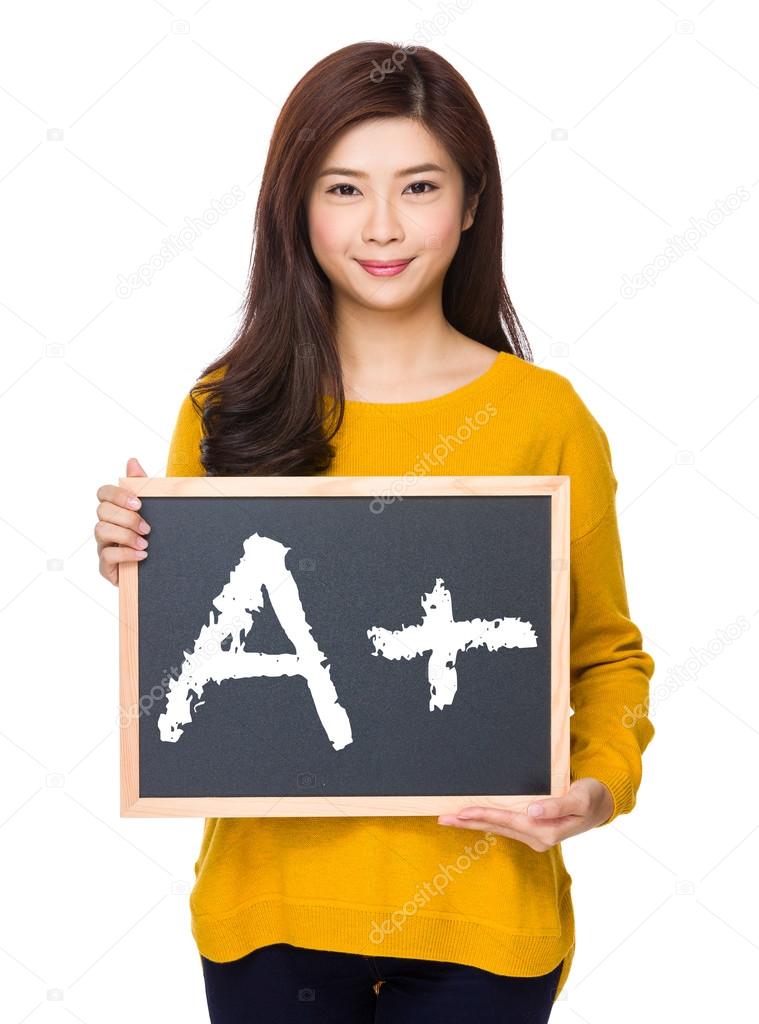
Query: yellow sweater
165 350 655 999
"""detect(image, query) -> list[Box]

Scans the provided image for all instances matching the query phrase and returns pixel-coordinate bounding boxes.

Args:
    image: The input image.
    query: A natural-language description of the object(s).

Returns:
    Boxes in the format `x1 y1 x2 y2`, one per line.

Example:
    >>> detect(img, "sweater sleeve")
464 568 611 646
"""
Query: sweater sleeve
568 500 655 825
560 386 656 826
166 390 205 478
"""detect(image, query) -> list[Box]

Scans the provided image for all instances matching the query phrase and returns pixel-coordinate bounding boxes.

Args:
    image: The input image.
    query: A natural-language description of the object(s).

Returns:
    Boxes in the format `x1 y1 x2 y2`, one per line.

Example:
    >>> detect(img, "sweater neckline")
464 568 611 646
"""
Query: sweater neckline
339 350 508 413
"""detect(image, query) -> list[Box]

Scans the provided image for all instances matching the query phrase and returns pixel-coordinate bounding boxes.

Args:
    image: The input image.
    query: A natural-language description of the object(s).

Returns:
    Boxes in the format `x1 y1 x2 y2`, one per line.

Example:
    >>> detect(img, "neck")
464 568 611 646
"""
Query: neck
333 289 458 386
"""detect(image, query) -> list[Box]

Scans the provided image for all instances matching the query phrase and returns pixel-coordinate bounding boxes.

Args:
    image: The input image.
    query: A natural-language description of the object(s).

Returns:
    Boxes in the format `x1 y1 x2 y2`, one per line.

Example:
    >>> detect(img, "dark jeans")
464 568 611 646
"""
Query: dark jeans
201 942 564 1023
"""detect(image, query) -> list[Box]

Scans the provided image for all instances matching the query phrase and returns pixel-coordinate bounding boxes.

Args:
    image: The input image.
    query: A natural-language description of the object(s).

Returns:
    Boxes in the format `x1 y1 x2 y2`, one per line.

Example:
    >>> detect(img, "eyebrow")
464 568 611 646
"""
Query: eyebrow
317 162 448 179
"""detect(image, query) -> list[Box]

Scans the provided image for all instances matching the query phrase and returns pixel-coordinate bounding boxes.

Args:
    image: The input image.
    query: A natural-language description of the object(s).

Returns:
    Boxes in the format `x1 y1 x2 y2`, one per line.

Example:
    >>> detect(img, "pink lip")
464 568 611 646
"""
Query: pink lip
356 258 414 277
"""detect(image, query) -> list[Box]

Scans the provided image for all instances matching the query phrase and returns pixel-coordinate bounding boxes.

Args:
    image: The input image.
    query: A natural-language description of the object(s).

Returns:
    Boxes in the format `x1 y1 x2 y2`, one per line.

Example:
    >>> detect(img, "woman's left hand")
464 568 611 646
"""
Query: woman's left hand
438 778 614 851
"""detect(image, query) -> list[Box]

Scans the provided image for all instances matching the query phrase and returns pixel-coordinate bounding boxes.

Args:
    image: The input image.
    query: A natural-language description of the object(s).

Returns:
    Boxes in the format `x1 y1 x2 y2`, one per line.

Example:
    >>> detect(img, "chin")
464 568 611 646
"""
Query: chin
355 290 414 312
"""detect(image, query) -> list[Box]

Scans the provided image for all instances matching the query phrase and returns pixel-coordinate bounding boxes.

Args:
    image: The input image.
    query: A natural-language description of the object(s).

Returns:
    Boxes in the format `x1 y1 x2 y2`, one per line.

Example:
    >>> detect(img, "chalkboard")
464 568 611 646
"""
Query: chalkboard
119 476 570 817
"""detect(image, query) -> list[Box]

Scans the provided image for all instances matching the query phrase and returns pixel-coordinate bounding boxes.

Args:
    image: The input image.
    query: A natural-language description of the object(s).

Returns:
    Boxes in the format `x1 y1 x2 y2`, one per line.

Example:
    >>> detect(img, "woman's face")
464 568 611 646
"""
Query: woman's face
306 117 476 311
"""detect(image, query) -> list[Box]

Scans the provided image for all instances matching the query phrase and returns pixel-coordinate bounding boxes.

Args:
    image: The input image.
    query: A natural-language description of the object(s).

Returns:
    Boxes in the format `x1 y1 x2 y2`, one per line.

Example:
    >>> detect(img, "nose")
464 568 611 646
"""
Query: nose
361 192 405 246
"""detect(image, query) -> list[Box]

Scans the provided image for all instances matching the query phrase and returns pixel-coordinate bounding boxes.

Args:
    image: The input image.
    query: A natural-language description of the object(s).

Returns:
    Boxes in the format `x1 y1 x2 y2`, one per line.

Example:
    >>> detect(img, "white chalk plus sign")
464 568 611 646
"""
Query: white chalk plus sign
366 577 539 711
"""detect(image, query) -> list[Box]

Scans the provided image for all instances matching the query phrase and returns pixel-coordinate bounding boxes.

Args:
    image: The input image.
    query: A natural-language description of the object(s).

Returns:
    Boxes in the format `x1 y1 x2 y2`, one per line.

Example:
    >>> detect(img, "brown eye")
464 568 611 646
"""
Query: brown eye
404 182 438 195
327 184 360 197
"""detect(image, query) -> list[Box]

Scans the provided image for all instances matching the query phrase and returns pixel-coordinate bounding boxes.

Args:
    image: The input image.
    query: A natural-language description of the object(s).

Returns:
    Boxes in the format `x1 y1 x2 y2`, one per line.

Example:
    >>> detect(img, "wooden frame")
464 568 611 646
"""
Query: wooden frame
119 475 570 817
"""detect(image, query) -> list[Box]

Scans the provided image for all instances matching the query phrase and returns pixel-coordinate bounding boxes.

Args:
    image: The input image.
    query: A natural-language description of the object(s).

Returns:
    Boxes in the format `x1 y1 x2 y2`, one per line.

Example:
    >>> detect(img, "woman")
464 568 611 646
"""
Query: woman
95 40 655 1023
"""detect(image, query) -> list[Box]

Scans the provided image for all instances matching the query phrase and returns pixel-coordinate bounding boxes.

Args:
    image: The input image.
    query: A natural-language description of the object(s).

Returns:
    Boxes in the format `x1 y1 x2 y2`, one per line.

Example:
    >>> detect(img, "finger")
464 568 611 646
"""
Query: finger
100 544 147 566
438 815 551 852
443 810 586 850
442 806 573 840
96 499 151 535
441 807 518 824
94 520 149 553
96 482 143 513
97 455 148 514
440 807 537 835
98 547 144 587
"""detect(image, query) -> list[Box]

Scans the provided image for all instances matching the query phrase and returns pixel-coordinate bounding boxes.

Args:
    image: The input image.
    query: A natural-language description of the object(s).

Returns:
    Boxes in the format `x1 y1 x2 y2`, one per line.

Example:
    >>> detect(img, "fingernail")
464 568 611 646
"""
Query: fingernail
127 497 141 509
527 804 545 817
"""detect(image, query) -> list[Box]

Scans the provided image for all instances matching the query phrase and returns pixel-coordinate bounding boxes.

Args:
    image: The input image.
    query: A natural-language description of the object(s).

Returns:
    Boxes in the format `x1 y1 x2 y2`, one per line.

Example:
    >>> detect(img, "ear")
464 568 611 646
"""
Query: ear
462 172 487 232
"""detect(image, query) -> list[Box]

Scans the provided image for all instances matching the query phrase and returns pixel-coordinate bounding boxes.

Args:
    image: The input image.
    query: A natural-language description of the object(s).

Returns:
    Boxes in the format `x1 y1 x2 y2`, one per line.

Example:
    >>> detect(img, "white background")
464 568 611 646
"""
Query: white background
2 0 757 1020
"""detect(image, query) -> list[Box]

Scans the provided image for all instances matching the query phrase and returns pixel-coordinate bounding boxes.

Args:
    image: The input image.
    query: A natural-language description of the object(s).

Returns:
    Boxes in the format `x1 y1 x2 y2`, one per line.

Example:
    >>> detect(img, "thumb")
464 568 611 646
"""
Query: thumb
126 457 147 477
527 788 585 819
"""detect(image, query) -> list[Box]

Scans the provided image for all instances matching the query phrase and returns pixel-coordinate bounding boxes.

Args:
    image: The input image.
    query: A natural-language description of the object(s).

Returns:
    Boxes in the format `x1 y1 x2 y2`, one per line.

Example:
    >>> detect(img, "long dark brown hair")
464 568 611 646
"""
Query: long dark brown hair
192 40 533 476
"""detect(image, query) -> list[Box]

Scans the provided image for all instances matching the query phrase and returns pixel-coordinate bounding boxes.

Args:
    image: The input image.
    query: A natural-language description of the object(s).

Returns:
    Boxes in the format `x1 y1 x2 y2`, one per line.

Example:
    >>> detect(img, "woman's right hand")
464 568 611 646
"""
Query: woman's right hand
95 457 151 587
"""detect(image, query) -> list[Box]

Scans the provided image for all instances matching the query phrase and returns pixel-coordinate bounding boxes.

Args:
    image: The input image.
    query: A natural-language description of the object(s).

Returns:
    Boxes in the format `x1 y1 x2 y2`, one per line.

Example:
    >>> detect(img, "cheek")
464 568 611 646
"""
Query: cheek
307 206 348 260
416 202 464 256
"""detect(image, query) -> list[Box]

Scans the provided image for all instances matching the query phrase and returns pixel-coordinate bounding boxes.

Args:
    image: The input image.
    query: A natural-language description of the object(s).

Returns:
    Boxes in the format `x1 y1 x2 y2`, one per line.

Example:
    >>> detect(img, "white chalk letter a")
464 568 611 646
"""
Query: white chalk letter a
156 533 353 751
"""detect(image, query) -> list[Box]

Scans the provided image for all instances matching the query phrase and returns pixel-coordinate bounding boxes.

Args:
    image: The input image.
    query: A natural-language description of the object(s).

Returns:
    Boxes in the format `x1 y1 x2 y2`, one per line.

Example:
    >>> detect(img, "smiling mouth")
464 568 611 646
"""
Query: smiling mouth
356 258 415 277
